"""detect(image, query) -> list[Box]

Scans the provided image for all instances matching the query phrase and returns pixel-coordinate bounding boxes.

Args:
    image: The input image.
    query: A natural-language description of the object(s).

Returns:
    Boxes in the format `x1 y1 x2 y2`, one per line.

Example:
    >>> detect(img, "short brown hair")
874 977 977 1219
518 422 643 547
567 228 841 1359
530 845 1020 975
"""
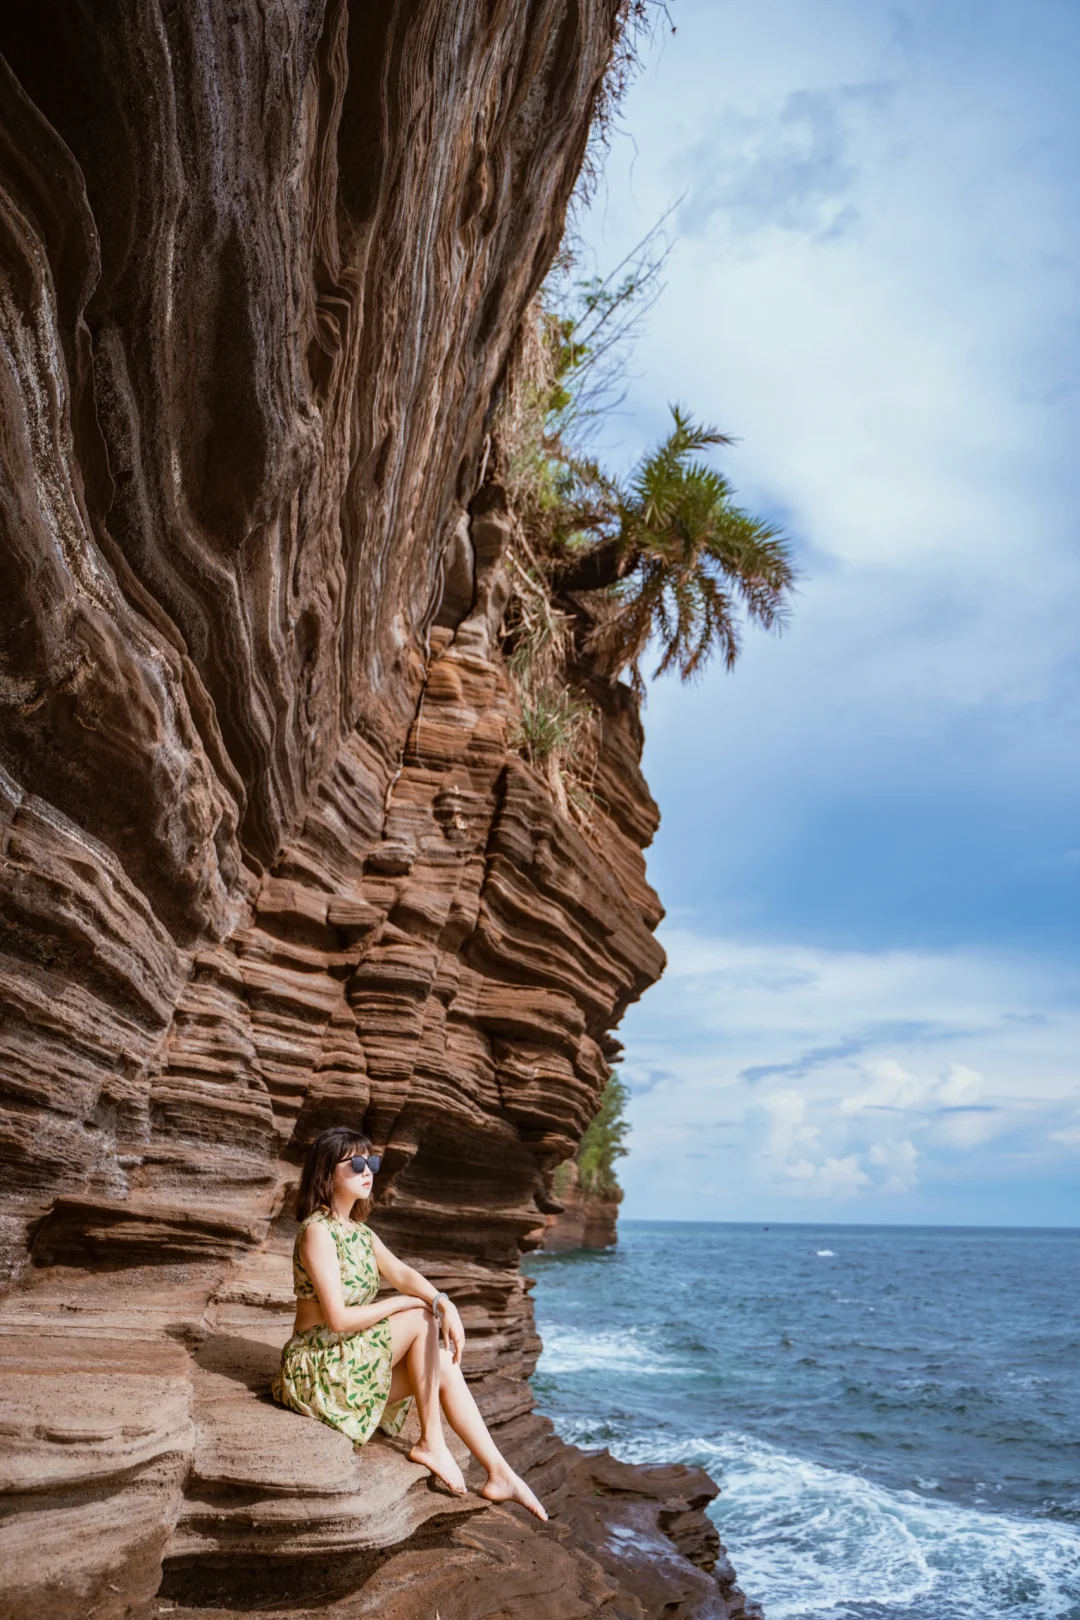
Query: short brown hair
297 1126 375 1222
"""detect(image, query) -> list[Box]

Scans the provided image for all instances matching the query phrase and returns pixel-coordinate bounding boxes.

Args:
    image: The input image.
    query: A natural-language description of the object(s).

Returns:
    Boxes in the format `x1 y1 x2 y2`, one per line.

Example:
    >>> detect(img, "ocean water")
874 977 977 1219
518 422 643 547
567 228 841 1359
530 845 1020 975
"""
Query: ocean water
524 1221 1080 1620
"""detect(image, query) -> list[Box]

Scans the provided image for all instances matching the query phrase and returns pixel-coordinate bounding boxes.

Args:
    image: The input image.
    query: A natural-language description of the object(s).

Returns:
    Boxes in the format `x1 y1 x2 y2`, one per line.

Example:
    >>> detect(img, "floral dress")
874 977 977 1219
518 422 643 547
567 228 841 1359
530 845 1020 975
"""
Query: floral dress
272 1211 412 1445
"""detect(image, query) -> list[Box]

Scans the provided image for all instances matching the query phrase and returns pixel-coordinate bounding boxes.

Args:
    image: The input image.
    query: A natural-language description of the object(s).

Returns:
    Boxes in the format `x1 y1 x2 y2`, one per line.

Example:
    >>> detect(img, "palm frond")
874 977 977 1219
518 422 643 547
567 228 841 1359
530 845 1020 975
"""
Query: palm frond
587 406 796 690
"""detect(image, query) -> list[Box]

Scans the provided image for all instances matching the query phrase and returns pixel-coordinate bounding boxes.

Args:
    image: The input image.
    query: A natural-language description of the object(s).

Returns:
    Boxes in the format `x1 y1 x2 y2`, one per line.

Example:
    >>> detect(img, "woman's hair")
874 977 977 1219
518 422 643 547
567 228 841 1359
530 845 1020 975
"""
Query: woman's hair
296 1126 374 1222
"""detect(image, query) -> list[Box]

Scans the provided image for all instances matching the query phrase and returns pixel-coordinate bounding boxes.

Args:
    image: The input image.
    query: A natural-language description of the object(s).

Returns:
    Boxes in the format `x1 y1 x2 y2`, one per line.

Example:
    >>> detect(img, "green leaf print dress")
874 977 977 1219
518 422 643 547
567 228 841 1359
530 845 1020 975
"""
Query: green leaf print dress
272 1211 412 1445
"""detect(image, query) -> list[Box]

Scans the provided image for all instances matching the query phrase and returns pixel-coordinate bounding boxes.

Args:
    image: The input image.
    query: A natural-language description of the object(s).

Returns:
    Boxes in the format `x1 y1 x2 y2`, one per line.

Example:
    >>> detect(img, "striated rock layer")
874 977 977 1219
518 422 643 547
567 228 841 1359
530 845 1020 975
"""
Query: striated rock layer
0 5 759 1617
542 1160 622 1252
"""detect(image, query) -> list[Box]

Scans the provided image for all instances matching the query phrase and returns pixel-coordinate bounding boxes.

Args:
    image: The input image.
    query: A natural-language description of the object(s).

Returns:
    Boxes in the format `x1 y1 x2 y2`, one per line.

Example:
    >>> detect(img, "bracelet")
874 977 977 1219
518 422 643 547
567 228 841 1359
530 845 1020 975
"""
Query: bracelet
430 1291 449 1315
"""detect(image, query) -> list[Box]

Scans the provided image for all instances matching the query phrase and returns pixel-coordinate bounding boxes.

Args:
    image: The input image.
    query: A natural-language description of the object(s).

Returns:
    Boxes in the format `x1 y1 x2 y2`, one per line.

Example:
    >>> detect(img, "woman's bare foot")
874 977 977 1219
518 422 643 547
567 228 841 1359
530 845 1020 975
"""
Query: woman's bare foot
481 1467 548 1521
409 1438 467 1496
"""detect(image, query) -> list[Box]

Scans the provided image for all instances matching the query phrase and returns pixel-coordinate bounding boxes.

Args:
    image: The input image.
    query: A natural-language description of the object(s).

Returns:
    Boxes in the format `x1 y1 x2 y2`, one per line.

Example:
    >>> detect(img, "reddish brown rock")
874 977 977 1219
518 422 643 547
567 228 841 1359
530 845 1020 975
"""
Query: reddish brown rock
541 1160 623 1252
0 5 759 1617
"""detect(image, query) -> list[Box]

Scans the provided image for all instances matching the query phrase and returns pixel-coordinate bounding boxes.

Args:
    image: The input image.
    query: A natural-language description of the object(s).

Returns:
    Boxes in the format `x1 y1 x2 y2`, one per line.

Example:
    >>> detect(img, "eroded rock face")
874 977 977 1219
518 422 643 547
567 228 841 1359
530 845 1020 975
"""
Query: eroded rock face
541 1159 622 1252
0 5 758 1616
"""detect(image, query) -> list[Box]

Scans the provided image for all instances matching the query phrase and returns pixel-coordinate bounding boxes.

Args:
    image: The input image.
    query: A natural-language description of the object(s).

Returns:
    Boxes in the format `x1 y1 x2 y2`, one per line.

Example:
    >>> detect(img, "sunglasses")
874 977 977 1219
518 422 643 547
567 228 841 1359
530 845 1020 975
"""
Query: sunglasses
341 1154 381 1174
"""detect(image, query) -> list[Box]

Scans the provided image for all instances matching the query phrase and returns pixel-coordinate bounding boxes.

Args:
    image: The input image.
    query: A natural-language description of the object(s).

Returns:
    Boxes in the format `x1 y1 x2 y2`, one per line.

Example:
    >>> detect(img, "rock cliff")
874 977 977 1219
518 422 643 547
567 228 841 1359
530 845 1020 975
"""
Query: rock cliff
541 1161 621 1252
0 4 759 1616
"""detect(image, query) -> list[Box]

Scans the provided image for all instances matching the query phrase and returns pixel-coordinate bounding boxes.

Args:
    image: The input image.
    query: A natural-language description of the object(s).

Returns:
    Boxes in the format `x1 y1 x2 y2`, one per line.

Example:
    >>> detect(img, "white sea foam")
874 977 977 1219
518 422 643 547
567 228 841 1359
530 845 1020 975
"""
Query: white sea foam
535 1325 677 1377
610 1430 1080 1620
816 1249 836 1257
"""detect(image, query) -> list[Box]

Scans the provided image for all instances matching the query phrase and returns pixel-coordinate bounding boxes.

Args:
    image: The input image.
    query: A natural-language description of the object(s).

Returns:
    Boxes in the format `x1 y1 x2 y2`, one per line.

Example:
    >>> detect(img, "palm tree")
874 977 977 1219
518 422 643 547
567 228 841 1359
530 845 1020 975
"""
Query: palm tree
553 408 796 695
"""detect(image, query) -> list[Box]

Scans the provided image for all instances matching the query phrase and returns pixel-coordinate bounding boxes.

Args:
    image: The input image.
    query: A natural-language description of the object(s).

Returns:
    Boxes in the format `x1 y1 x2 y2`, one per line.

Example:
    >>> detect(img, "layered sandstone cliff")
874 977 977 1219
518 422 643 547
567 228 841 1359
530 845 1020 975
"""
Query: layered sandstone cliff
541 1161 621 1252
0 5 759 1616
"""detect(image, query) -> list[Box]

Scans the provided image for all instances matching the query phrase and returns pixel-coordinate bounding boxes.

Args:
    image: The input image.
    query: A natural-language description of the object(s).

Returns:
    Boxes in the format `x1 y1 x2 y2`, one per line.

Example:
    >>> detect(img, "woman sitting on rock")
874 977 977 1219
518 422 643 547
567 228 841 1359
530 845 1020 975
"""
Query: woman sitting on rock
273 1124 546 1519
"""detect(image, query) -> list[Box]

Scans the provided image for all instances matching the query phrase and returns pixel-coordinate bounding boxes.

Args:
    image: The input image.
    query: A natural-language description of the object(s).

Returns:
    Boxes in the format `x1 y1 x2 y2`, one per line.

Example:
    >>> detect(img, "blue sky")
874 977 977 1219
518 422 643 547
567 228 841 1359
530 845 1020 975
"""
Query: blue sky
577 0 1080 1225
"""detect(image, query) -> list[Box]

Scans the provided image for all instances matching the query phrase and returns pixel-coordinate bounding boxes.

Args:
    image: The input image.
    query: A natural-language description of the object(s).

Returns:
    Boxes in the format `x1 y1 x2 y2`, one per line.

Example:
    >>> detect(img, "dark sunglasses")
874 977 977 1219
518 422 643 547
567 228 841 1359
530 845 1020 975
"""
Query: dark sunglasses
342 1154 381 1174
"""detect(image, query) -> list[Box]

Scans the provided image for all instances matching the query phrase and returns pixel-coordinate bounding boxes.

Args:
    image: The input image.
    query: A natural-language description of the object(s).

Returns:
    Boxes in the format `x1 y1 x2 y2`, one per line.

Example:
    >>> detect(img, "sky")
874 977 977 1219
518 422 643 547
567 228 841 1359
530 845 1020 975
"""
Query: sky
577 0 1080 1226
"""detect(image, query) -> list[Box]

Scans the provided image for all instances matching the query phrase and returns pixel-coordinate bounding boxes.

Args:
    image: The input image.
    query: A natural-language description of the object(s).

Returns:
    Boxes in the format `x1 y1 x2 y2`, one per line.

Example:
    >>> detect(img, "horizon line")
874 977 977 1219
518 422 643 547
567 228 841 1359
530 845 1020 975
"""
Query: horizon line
616 1216 1080 1232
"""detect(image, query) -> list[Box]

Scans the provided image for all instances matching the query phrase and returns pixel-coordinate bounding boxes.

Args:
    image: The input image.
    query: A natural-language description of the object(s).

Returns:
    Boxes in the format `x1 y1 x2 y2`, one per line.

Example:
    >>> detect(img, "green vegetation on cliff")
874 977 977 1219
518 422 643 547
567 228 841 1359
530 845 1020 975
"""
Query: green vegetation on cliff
553 1075 630 1201
577 1074 631 1198
498 251 796 820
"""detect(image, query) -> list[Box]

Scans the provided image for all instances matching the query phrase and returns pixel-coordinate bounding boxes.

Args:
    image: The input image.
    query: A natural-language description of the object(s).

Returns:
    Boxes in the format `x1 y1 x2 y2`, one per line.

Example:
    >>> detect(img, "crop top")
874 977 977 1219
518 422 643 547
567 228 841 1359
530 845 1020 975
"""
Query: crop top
292 1210 380 1307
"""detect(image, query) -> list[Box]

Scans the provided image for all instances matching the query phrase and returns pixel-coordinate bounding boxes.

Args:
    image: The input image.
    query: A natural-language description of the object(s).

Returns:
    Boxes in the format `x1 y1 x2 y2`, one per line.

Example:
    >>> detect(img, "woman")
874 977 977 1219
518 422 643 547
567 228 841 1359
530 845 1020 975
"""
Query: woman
272 1125 546 1519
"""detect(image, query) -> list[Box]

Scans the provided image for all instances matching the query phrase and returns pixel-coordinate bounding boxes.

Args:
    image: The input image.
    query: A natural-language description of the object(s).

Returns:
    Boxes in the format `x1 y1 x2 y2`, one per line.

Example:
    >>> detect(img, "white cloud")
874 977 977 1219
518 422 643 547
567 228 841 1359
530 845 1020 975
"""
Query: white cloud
931 1110 1004 1151
842 1060 983 1117
756 1090 870 1199
868 1138 920 1193
762 1089 820 1159
782 1155 870 1200
753 1089 876 1200
618 925 1080 1221
1048 1098 1080 1150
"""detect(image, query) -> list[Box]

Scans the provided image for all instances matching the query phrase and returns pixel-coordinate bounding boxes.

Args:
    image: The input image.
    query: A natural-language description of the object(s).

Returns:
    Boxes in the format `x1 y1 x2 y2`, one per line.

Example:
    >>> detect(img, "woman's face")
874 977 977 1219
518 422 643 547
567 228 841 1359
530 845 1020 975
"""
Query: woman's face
333 1149 374 1203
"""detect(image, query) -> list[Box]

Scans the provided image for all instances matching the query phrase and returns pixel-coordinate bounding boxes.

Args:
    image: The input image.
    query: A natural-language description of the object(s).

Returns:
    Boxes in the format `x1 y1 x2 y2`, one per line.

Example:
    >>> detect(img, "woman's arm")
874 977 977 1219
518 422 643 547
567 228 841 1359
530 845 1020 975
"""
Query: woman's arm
369 1229 466 1363
299 1221 425 1335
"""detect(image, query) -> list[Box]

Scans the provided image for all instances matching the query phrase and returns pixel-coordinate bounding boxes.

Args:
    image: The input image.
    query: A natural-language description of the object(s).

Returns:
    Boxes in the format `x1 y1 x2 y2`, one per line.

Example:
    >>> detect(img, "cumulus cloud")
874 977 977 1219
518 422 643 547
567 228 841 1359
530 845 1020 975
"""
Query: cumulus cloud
616 926 1080 1221
749 1059 1002 1201
868 1139 920 1192
755 1090 873 1200
761 1089 820 1159
841 1060 983 1117
782 1155 870 1200
932 1108 1005 1151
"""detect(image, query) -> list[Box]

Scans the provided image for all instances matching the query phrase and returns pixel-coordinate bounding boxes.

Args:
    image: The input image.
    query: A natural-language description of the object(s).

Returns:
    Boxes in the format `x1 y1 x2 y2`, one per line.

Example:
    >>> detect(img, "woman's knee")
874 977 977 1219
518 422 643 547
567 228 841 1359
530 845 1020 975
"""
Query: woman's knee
389 1303 429 1359
438 1345 463 1378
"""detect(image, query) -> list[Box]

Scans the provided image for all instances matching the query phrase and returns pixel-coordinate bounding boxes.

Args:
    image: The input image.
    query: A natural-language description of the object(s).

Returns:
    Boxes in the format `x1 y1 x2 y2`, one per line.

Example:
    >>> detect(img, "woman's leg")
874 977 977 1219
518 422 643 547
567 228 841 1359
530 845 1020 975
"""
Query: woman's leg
386 1308 465 1494
435 1348 547 1521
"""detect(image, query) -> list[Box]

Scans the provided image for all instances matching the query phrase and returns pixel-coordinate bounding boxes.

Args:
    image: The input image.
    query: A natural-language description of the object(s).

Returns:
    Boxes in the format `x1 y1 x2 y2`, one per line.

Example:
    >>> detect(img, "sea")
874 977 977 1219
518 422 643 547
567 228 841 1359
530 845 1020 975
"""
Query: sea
524 1221 1080 1620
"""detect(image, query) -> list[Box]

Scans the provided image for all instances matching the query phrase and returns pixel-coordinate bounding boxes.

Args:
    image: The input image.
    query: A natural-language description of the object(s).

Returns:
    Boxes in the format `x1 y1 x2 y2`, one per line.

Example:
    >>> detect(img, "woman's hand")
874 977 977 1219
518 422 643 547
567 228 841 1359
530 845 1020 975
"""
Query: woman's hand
438 1298 466 1364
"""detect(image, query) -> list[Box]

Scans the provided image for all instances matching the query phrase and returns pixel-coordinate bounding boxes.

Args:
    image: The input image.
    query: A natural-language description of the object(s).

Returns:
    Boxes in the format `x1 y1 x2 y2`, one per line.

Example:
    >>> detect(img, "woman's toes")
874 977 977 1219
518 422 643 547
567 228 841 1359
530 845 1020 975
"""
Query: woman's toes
481 1469 548 1521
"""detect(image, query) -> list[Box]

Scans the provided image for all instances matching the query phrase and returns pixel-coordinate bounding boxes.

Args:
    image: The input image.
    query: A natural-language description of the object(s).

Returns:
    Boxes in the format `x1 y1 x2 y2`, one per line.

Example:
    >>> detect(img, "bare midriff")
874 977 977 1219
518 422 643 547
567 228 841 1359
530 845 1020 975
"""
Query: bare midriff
292 1298 328 1333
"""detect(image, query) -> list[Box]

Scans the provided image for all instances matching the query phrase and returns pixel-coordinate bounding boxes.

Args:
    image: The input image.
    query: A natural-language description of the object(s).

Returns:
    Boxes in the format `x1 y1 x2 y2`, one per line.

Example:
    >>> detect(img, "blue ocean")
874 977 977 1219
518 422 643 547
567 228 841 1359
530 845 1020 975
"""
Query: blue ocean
525 1222 1080 1619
